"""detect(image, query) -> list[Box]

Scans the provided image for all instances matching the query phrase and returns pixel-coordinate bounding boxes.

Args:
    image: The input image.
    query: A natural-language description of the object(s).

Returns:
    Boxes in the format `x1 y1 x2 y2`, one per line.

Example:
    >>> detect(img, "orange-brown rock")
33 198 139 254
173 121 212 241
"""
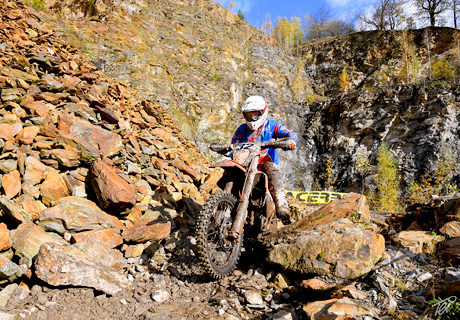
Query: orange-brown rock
39 169 70 207
71 229 123 249
0 223 12 251
52 149 81 167
437 237 460 263
39 196 125 235
289 193 370 234
2 169 21 199
392 230 444 254
89 159 136 209
20 199 42 220
58 131 101 162
122 243 144 258
267 219 385 279
71 240 124 269
126 206 142 225
299 278 330 291
439 221 460 238
64 118 123 158
17 126 39 145
303 298 378 319
122 218 171 243
0 123 15 142
0 196 31 223
9 221 61 259
170 160 201 182
199 170 224 194
23 156 51 185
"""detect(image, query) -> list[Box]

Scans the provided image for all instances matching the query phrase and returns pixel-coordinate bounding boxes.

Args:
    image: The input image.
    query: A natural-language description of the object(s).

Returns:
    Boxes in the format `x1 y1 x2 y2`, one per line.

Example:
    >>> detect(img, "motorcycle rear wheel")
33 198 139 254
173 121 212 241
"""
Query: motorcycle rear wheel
197 192 242 279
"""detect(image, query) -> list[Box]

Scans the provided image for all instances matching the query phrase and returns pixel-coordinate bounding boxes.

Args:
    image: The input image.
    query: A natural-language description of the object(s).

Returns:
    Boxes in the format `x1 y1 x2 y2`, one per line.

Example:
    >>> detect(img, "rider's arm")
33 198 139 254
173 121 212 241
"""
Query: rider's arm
273 122 298 150
231 124 247 144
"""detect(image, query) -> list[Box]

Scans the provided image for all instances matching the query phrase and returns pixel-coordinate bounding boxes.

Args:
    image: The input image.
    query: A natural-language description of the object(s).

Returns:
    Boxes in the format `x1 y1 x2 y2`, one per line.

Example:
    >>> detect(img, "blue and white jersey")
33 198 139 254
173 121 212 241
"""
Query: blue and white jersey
231 120 298 165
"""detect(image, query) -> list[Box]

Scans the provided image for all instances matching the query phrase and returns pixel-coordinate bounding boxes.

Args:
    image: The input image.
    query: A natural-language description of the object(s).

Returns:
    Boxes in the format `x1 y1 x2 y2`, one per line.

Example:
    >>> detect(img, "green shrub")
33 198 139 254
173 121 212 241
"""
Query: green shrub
27 0 46 10
432 58 454 80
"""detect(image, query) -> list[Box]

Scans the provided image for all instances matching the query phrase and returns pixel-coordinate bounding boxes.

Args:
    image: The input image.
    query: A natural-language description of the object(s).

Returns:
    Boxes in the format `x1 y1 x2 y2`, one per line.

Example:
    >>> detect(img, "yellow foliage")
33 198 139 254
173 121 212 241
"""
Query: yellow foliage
374 142 400 212
273 16 304 51
321 156 334 191
339 67 350 92
407 143 458 203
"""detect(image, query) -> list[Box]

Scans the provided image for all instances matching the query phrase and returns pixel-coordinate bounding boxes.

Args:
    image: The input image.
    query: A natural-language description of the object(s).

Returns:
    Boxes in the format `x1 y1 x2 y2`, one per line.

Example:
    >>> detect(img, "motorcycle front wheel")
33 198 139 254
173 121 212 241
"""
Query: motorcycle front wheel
196 192 242 279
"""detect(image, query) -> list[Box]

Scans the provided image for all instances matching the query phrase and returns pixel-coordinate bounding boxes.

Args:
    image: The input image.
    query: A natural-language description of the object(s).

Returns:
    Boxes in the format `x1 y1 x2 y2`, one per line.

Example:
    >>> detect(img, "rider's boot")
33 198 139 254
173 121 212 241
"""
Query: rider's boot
263 162 291 225
272 184 291 225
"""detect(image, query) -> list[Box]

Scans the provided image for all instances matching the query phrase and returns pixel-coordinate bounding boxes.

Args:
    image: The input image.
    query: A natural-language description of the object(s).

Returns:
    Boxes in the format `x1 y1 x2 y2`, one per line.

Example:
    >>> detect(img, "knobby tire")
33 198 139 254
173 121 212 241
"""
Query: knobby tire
196 192 243 279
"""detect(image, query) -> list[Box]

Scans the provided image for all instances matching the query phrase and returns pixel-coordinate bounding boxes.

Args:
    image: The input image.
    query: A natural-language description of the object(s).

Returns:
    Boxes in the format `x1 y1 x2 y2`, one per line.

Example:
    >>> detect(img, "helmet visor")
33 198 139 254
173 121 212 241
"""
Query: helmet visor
243 110 262 122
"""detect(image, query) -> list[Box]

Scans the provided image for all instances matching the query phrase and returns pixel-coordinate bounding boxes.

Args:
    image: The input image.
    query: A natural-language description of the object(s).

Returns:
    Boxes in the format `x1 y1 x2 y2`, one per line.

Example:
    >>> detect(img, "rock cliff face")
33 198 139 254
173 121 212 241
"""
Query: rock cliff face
299 28 460 192
301 83 460 192
36 0 460 193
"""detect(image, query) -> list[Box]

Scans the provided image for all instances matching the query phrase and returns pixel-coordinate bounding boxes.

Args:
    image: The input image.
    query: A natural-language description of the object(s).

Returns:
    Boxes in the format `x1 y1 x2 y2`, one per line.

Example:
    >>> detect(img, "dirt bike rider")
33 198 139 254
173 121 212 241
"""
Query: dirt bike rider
231 95 298 223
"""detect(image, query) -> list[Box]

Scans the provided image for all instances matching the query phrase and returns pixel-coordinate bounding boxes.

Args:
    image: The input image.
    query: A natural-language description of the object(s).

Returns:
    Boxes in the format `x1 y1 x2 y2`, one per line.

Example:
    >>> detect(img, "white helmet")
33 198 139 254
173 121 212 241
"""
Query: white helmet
241 95 268 131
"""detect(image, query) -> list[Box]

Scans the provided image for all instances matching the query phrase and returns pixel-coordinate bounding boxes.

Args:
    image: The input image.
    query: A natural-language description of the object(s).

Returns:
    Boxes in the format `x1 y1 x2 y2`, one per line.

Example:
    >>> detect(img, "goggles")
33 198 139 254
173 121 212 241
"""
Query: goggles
243 110 262 121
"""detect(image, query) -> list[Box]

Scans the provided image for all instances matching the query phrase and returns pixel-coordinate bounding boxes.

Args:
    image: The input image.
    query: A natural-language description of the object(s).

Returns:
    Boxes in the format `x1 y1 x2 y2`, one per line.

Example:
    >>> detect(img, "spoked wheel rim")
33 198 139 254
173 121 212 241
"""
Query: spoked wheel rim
197 192 242 278
207 200 235 268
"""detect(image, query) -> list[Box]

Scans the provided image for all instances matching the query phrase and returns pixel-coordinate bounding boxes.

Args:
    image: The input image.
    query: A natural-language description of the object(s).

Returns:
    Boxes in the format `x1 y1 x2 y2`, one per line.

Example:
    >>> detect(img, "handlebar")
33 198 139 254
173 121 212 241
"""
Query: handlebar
210 139 294 154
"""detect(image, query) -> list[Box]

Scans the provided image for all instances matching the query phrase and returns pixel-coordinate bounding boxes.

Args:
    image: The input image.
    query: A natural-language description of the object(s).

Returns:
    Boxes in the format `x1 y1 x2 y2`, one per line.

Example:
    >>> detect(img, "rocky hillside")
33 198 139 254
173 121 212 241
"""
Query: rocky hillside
30 0 313 189
0 0 215 294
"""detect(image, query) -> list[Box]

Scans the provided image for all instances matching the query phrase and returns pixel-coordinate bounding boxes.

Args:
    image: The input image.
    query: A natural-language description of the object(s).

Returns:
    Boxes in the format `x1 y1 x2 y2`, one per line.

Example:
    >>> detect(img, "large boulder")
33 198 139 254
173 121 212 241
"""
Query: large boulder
392 230 444 254
35 243 130 295
267 219 385 279
38 196 124 234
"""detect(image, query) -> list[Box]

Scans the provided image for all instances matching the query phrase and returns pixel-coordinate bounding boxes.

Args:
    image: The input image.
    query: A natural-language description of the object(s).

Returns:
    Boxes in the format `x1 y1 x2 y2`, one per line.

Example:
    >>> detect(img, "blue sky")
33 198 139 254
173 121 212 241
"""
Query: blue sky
216 0 373 29
216 0 459 30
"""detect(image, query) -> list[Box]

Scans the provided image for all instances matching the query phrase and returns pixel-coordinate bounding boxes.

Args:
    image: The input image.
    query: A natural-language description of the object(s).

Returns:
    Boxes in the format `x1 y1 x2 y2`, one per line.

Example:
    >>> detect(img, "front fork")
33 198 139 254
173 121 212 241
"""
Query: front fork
228 157 259 239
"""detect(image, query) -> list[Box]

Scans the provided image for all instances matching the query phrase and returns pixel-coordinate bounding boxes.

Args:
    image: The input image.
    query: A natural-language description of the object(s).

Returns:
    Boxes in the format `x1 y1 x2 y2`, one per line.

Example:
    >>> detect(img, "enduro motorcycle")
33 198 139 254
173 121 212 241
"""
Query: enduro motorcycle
196 139 293 278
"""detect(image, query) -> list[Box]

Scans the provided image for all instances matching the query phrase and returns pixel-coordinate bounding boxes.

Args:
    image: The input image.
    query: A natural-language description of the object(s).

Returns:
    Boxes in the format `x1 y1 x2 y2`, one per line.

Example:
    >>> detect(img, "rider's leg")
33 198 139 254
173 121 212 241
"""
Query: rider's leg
261 161 291 224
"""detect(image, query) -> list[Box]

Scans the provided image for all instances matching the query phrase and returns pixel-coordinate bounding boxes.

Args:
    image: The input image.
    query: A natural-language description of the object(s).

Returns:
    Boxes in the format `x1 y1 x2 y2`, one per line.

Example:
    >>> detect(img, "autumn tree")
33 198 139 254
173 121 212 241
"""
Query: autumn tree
305 5 354 40
325 19 355 37
228 1 234 13
357 0 406 30
272 16 304 51
414 0 449 26
304 5 332 40
260 13 273 36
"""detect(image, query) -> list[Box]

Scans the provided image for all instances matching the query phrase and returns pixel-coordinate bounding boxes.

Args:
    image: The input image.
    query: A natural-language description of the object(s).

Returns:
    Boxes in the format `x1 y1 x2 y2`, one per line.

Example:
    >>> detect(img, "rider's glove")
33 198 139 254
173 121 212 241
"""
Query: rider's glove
286 140 296 150
280 139 295 151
